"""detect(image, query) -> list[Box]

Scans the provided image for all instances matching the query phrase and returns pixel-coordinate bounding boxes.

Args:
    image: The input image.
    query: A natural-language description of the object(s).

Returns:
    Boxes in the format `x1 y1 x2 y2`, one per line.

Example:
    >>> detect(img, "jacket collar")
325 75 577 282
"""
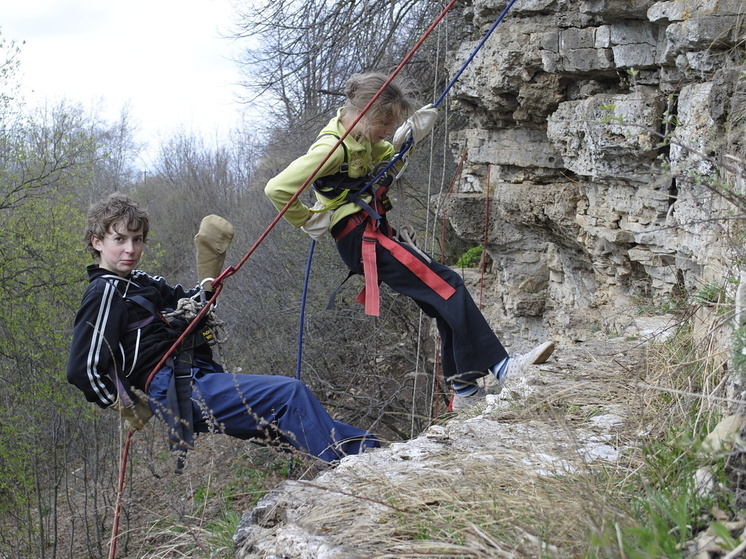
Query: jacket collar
87 264 131 282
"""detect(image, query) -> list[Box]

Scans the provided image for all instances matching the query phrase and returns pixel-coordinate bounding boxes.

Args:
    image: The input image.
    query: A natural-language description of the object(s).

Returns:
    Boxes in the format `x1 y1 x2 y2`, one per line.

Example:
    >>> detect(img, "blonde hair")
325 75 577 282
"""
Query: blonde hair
343 72 415 134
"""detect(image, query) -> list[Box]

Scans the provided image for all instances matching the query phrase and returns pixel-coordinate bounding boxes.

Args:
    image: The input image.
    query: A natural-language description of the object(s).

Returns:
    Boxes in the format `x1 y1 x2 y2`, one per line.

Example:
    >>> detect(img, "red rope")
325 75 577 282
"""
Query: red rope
439 148 469 266
107 2 462 555
108 431 132 559
479 164 492 307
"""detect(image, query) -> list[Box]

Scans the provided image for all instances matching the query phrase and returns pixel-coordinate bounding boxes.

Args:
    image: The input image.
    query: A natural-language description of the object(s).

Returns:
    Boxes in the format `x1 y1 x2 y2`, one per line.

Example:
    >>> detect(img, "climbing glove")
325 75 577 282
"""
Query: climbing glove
194 215 235 292
301 201 331 240
109 389 154 431
392 104 438 150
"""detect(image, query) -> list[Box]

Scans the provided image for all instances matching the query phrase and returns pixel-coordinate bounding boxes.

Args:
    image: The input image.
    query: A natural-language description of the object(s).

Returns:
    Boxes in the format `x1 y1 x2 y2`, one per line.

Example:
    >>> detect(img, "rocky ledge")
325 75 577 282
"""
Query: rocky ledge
234 332 662 558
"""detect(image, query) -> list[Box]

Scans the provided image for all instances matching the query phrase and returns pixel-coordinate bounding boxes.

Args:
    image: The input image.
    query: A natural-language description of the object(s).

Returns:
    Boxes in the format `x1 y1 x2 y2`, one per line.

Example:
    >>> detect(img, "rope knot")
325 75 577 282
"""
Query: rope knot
162 297 228 345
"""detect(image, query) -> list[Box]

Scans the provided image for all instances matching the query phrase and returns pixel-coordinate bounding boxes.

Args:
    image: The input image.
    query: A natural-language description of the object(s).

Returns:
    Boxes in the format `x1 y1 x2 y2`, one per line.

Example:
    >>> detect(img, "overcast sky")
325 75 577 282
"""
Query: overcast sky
2 0 247 164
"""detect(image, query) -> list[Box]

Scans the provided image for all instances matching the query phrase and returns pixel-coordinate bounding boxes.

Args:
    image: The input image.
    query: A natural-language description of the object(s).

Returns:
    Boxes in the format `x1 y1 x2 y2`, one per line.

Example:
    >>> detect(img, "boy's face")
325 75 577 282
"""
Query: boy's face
91 222 145 277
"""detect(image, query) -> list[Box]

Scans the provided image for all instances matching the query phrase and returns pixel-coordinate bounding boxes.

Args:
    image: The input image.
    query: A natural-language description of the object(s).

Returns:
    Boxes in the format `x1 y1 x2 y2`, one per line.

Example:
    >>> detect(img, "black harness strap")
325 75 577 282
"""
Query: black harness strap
106 280 202 474
165 352 195 474
310 135 398 310
311 133 393 221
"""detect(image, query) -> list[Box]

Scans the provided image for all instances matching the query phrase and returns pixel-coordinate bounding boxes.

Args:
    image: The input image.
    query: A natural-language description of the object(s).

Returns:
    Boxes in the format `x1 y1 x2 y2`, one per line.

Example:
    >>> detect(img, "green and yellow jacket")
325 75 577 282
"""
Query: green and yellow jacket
264 108 396 231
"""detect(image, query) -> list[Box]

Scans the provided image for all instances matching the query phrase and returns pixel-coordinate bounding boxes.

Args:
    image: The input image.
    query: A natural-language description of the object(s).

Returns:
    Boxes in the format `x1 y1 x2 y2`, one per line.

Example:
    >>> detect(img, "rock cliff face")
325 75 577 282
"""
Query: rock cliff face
446 0 746 348
234 3 746 556
235 340 649 559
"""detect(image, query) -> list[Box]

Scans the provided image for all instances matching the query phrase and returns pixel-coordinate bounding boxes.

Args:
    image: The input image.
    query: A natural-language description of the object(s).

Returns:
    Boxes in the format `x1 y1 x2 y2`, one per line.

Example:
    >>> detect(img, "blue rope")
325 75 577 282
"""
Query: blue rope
296 239 316 380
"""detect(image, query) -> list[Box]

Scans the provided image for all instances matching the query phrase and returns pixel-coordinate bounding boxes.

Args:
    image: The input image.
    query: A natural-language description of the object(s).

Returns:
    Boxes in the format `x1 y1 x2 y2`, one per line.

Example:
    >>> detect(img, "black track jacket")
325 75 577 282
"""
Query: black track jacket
66 265 201 408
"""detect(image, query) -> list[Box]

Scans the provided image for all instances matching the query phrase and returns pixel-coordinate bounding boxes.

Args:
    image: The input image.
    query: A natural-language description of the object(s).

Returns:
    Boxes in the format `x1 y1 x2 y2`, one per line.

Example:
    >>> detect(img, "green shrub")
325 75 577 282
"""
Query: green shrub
456 246 483 268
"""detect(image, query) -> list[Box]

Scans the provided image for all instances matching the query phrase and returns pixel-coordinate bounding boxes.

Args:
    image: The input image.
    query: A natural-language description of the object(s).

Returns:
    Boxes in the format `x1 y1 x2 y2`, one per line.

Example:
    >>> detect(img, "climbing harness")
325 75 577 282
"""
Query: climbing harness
312 134 397 220
109 281 228 558
331 213 457 316
163 294 227 346
162 295 227 472
120 282 225 473
310 130 437 317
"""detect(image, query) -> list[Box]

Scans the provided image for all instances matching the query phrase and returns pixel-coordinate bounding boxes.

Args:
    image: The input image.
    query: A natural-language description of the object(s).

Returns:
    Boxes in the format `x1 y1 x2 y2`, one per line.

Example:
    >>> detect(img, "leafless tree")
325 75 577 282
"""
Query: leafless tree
231 0 448 136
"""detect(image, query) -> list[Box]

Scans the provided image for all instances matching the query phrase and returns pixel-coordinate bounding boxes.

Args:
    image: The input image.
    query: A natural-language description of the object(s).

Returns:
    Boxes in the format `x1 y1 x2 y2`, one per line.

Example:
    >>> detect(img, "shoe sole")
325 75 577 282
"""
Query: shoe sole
450 386 487 411
530 341 555 365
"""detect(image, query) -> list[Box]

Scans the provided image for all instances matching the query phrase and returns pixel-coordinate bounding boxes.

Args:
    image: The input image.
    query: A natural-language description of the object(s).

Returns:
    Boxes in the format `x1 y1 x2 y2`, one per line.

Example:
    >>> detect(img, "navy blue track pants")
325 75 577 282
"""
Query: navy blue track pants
148 365 378 463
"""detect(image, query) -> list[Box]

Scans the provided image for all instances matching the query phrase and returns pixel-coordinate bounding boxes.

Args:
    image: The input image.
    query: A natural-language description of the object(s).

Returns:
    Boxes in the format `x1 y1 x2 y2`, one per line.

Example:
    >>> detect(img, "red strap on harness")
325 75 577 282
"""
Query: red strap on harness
353 218 457 317
360 230 381 316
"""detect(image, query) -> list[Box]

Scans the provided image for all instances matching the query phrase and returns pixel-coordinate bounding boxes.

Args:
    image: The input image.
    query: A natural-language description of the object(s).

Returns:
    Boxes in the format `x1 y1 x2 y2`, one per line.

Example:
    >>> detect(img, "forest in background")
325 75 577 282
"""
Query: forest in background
0 1 475 556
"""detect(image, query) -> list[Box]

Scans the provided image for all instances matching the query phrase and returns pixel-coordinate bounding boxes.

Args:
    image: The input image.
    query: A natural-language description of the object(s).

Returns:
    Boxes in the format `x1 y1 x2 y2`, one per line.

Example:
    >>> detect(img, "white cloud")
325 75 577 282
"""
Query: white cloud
3 0 246 161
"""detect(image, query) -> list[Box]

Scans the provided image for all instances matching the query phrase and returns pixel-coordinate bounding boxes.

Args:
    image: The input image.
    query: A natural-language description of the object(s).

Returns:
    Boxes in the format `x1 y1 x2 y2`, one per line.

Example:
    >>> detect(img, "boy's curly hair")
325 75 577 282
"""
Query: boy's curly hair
85 193 150 259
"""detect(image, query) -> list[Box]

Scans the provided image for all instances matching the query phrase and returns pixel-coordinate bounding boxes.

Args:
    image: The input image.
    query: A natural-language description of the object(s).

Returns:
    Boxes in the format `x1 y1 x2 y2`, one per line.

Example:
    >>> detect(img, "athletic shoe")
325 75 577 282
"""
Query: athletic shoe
450 385 487 411
494 341 555 393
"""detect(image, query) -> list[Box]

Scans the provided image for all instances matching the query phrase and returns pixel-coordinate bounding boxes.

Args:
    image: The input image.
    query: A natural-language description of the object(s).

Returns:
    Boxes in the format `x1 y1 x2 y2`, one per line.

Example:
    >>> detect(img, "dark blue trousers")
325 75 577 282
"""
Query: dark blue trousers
148 364 379 463
335 217 508 384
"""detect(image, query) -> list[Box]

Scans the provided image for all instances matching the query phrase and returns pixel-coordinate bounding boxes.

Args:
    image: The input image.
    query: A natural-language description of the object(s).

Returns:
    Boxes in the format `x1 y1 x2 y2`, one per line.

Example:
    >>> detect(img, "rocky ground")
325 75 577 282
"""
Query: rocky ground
233 332 660 559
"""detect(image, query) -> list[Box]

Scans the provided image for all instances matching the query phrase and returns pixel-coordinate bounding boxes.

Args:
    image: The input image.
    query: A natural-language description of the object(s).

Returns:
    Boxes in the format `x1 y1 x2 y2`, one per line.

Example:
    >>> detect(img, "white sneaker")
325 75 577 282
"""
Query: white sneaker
495 341 555 393
451 385 487 411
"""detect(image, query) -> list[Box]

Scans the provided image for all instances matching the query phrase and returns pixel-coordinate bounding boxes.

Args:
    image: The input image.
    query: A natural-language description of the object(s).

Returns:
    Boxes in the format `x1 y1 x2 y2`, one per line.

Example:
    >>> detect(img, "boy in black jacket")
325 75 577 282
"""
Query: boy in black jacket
66 193 378 469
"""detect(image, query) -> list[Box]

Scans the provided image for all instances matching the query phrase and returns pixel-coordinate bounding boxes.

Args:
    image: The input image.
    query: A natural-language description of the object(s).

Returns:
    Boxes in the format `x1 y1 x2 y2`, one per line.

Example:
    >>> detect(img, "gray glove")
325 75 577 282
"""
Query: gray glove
301 202 331 240
109 388 153 431
194 215 235 292
392 104 438 150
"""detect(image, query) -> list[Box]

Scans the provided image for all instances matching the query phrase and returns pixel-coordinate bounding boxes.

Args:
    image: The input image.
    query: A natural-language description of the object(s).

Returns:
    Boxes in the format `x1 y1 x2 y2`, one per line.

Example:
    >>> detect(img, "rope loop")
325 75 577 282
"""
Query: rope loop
397 224 432 264
162 297 228 345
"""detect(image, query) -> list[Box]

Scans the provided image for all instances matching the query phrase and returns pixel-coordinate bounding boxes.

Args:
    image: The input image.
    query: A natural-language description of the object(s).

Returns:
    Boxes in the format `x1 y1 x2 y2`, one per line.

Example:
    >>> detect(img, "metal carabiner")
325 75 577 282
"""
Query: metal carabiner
197 278 216 307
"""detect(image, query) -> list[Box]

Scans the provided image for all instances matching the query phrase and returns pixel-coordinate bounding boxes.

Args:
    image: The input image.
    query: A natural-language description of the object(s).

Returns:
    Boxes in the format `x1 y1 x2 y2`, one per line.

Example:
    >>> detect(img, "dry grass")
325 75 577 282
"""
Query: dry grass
229 339 658 558
229 326 742 559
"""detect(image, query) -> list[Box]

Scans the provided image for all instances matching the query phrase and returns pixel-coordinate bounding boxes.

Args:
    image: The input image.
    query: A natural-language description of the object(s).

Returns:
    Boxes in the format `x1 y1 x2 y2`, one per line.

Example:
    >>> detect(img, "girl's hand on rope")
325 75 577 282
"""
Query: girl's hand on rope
301 202 331 240
392 104 438 150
